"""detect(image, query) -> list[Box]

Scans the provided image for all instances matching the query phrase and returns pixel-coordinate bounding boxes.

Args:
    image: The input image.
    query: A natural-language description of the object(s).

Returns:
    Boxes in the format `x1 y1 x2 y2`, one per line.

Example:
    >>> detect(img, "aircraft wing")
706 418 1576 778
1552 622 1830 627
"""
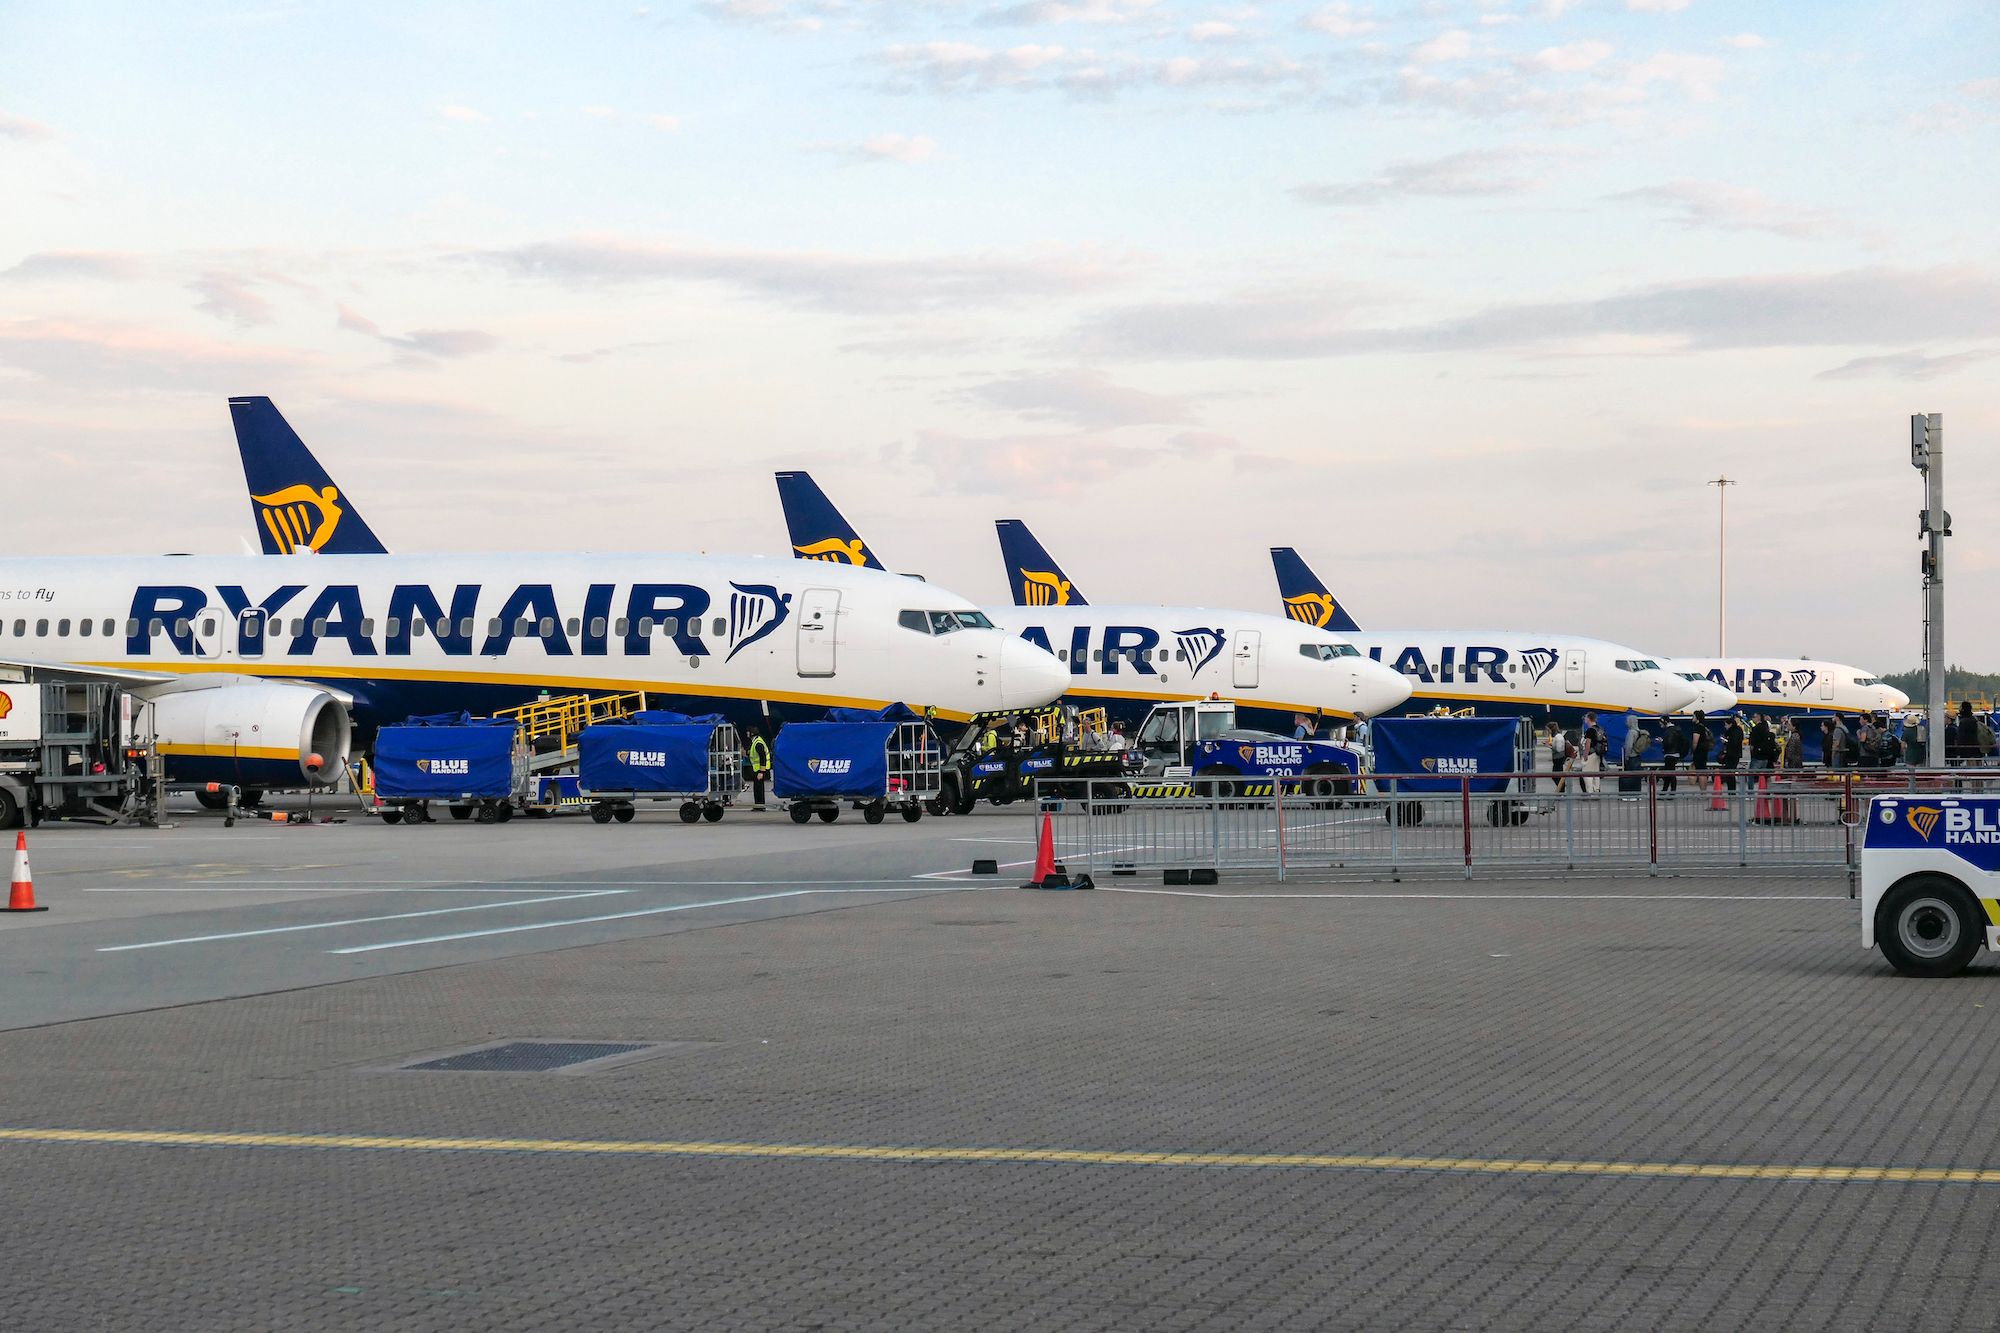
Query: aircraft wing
0 659 176 686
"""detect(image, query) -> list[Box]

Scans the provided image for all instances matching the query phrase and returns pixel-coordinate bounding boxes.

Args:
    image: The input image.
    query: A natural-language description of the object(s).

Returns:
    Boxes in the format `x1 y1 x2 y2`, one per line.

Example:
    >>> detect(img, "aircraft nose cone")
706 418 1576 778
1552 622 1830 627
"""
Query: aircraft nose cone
1885 687 1911 711
1657 673 1701 713
996 633 1067 710
1356 659 1413 718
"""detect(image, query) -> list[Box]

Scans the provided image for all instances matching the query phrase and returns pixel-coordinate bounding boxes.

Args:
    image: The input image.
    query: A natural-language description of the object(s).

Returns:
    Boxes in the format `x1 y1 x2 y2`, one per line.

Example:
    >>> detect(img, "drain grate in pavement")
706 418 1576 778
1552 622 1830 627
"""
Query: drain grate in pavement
402 1040 654 1073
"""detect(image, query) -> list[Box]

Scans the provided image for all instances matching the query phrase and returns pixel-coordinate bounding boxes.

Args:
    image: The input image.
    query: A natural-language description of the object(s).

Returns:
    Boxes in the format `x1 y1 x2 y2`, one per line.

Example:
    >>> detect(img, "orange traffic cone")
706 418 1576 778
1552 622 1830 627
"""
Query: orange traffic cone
1710 774 1726 812
6 832 45 913
1023 812 1059 888
1754 775 1772 824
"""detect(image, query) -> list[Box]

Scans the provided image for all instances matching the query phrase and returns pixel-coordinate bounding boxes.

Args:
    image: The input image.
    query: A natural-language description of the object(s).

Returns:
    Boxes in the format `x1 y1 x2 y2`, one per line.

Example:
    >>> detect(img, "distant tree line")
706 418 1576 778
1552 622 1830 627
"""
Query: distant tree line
1881 667 2000 701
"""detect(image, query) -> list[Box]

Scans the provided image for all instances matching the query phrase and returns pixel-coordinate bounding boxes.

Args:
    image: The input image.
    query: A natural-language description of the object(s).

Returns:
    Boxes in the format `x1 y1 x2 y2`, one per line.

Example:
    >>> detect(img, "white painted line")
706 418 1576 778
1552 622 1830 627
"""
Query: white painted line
949 837 1037 845
88 877 962 889
85 886 611 895
1092 888 1845 901
96 892 628 952
331 886 985 955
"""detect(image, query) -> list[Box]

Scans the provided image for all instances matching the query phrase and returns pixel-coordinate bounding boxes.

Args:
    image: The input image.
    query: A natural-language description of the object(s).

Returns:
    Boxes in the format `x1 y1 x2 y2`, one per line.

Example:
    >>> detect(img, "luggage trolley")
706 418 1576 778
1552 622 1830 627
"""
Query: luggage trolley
370 714 528 825
576 711 743 825
773 707 943 826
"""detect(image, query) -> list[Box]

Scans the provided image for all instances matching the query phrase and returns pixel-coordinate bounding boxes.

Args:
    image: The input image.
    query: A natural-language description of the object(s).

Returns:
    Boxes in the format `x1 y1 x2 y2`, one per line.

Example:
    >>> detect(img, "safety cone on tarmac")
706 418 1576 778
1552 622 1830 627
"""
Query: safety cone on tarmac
1020 812 1093 890
1754 775 1773 825
6 832 46 913
1710 774 1727 812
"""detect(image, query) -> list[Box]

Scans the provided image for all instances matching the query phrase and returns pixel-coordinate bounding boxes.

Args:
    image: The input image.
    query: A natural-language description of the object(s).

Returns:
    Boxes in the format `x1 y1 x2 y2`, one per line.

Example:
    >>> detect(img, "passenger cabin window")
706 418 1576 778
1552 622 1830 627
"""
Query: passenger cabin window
57 619 71 636
662 617 679 635
712 617 725 638
78 619 92 637
589 617 606 638
565 618 580 636
36 620 49 637
537 617 554 637
384 618 401 637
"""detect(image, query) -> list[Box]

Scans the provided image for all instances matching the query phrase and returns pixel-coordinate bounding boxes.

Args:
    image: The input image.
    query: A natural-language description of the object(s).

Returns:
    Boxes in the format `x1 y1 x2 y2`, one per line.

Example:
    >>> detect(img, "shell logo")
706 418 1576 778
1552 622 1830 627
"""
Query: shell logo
0 690 11 721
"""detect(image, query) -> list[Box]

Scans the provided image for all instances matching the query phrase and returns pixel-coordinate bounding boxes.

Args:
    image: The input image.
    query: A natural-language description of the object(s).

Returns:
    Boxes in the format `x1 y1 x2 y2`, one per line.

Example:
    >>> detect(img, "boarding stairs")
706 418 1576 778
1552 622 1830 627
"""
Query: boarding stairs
496 691 647 773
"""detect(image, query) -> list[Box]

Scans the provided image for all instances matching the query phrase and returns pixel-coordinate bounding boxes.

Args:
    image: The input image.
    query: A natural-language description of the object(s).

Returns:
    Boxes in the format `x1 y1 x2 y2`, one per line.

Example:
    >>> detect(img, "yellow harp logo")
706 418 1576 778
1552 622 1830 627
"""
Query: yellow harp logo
1906 805 1942 841
1018 569 1072 607
1283 593 1337 628
253 484 345 554
793 537 869 565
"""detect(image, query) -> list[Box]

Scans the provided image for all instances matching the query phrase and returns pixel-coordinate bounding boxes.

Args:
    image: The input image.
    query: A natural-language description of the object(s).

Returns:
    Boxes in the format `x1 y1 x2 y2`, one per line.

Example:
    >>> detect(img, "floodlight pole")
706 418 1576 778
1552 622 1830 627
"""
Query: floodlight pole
1708 477 1735 655
1913 414 1946 750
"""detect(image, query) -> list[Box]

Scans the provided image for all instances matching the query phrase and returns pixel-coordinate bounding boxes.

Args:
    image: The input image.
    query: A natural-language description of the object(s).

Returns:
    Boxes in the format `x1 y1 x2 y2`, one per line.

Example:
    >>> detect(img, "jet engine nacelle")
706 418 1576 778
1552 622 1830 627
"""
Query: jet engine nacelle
147 682 352 788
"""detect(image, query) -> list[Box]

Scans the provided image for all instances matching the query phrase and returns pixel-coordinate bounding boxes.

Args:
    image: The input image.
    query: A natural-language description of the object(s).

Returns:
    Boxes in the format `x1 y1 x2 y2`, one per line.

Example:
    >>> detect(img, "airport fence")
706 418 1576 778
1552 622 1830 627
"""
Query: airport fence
1036 769 2000 883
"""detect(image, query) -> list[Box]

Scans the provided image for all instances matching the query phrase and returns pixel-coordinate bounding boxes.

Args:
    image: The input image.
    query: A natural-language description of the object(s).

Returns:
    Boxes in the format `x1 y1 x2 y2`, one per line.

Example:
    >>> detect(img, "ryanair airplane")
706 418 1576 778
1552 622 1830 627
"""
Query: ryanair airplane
1268 547 1706 720
1666 658 1908 719
772 473 1413 729
0 554 1066 791
5 403 1067 792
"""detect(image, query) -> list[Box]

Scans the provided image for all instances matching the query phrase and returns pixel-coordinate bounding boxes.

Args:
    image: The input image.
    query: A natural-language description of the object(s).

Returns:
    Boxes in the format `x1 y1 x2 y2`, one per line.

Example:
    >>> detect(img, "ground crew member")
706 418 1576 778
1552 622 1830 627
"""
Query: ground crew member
747 728 772 810
979 720 1001 753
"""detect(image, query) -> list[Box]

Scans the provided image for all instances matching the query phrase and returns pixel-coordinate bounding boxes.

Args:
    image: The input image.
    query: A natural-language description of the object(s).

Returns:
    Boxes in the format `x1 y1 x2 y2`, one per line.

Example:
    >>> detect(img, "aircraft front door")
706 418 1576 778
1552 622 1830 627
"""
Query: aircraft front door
797 588 840 678
1819 671 1835 702
1563 649 1586 695
1232 630 1261 689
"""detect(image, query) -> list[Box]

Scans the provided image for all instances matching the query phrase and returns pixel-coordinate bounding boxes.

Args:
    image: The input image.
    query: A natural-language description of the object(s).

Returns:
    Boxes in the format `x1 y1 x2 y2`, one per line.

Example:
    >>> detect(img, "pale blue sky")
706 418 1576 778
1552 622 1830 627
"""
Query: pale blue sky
2 0 1996 667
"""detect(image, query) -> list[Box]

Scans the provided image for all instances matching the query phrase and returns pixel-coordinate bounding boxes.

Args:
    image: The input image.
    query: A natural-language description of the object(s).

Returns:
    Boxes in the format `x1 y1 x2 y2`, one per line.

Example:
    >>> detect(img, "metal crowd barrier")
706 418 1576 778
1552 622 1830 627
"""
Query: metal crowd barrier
1037 769 2000 882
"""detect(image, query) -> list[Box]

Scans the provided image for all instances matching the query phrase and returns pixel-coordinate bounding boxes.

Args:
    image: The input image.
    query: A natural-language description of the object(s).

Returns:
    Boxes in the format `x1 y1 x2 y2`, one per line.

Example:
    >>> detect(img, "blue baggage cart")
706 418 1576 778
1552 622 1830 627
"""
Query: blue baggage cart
772 706 942 825
371 714 527 825
576 711 743 825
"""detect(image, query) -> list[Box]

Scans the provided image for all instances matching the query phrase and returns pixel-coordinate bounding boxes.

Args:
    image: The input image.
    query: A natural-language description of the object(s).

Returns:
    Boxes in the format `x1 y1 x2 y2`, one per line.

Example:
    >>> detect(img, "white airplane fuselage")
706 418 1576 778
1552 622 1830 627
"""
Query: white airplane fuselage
990 604 1414 727
1671 658 1909 718
1328 631 1702 719
0 553 1068 782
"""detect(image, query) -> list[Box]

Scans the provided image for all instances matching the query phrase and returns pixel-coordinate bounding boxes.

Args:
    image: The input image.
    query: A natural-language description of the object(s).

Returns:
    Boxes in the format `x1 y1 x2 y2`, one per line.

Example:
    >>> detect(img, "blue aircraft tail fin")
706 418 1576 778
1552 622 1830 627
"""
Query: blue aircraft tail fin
229 396 390 555
1271 547 1360 631
774 471 888 570
996 520 1087 607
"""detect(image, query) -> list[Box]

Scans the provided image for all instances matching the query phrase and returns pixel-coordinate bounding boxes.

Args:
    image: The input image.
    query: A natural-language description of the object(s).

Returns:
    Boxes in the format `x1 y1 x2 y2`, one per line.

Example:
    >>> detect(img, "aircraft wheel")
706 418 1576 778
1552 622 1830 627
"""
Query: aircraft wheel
1877 875 1984 978
701 804 724 823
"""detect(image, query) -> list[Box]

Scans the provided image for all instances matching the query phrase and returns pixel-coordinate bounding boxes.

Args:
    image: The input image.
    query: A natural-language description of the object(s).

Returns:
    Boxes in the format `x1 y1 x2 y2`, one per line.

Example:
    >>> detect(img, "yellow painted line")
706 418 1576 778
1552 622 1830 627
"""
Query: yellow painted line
0 1127 1994 1184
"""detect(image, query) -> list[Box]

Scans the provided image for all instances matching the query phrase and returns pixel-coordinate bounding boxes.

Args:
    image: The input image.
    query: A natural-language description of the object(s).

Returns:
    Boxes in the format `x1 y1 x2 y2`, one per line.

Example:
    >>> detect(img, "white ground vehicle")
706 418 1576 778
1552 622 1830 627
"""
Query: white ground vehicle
1860 794 2000 977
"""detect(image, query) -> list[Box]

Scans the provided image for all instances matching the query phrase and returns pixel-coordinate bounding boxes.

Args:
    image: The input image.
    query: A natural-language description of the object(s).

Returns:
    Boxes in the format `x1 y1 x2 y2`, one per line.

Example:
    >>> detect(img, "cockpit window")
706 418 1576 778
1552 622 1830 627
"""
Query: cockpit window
954 610 995 630
906 609 995 635
1855 677 1881 687
898 610 930 634
1615 659 1662 673
1300 642 1361 661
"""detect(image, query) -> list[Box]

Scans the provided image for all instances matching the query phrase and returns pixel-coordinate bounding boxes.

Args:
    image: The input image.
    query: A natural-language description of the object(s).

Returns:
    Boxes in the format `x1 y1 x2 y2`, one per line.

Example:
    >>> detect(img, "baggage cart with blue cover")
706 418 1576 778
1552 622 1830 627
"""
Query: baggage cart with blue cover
1370 716 1536 827
576 711 743 825
772 705 942 825
371 713 528 825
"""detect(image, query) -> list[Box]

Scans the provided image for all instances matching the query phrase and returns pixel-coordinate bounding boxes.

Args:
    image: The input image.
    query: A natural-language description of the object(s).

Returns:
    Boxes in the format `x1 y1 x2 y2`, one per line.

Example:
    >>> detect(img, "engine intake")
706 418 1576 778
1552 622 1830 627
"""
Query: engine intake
147 682 351 787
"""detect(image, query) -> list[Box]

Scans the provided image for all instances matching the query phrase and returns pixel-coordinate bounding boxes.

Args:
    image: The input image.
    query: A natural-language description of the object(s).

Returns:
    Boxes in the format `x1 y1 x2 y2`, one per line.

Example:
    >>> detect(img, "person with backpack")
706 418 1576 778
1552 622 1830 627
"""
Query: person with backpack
1660 722 1684 793
1979 712 1997 766
1748 717 1778 772
1619 711 1648 799
1579 712 1608 795
1720 717 1745 791
1546 721 1571 793
1689 712 1711 780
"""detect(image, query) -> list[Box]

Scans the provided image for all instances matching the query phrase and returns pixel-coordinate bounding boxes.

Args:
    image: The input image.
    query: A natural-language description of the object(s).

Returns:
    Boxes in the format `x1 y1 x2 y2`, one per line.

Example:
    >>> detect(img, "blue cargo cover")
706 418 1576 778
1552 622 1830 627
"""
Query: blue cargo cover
772 722 895 799
374 718 519 799
1371 717 1519 793
578 721 720 794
